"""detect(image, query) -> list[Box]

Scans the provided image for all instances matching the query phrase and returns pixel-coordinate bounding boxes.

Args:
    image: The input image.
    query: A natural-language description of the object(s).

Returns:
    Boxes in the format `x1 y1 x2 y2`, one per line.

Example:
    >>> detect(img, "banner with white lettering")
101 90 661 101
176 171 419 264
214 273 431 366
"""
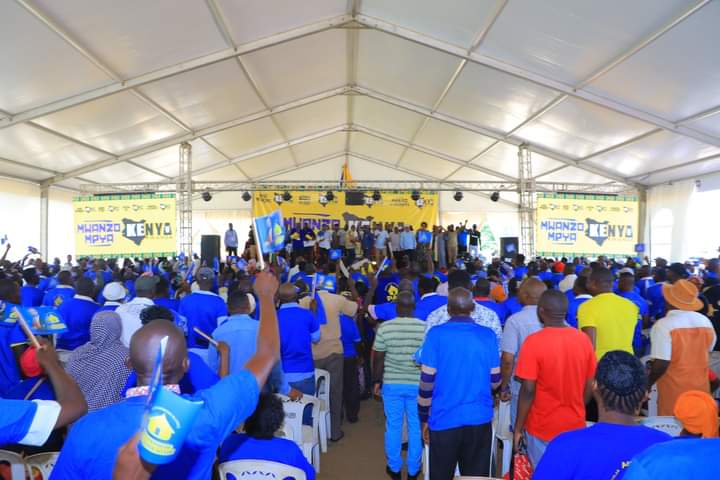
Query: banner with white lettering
73 194 176 257
535 193 639 257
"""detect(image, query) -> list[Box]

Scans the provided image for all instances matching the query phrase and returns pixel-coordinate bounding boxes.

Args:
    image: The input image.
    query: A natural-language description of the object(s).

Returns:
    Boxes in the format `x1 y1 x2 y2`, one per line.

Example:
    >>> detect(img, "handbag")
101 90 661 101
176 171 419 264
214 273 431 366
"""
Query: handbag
504 435 533 480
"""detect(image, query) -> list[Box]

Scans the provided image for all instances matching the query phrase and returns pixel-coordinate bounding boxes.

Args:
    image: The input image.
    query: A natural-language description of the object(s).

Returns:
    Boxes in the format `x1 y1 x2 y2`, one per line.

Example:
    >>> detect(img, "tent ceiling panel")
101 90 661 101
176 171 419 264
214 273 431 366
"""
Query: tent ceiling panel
203 117 284 158
81 161 166 184
0 124 104 173
272 96 347 140
349 132 405 162
136 59 266 130
0 158 53 182
352 96 425 141
361 0 500 49
133 140 226 175
348 155 426 181
539 166 616 185
33 0 228 78
265 155 346 181
0 1 112 113
445 168 507 183
400 150 460 179
478 0 694 86
585 0 720 121
239 150 295 179
585 130 720 178
193 165 247 182
241 29 347 107
291 133 347 163
357 30 462 108
215 0 347 46
687 112 720 139
55 178 93 191
31 91 185 155
515 97 656 159
469 142 564 179
414 119 497 162
437 62 558 133
641 156 720 186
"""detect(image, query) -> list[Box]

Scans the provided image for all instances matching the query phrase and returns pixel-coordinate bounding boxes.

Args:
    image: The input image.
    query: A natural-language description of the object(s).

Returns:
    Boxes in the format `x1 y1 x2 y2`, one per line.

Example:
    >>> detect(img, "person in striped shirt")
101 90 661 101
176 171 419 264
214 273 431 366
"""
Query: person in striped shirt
373 291 426 480
418 287 501 479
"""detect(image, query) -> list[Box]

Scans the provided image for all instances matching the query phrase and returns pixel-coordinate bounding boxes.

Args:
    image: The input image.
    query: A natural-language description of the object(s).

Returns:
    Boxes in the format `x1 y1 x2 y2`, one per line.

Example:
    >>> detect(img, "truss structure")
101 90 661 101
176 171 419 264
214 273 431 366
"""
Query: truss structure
177 142 192 256
518 144 536 258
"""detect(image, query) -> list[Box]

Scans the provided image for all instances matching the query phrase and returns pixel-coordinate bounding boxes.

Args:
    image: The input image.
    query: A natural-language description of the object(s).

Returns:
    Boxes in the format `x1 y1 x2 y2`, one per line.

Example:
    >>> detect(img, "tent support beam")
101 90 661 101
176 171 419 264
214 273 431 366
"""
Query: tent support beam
40 185 49 257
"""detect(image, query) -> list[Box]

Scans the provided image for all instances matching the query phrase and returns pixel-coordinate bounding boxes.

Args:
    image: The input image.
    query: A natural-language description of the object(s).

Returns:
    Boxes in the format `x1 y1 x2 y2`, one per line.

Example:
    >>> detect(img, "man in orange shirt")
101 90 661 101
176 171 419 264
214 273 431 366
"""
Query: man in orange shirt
648 280 716 415
514 290 597 467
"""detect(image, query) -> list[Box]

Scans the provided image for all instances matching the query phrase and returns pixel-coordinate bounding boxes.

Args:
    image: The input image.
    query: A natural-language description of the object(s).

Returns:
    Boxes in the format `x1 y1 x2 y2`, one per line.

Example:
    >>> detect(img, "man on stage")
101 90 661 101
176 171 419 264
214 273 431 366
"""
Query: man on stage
224 223 239 256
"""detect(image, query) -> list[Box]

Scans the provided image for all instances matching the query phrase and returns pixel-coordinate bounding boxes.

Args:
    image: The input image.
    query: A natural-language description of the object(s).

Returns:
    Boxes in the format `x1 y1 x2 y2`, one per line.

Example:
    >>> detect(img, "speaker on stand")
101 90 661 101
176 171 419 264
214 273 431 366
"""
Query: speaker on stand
200 234 221 267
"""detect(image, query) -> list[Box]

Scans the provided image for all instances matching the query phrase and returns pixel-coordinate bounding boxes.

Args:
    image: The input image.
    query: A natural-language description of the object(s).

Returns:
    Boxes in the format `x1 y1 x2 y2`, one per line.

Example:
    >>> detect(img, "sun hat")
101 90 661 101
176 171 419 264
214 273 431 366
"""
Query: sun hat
662 279 703 311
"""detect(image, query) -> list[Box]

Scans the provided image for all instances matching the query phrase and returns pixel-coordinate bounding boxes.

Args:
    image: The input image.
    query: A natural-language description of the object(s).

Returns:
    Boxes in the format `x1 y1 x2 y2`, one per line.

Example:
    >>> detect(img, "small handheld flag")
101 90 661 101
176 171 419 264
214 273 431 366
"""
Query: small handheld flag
329 249 342 261
253 210 286 271
13 307 40 350
375 257 392 279
192 326 218 347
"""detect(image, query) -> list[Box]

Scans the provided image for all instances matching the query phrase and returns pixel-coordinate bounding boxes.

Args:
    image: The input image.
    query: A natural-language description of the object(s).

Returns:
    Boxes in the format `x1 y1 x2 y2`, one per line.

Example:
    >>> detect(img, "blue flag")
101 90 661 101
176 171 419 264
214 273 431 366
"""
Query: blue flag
418 230 432 244
2 305 68 335
376 257 392 278
254 210 286 257
329 249 342 261
212 256 220 273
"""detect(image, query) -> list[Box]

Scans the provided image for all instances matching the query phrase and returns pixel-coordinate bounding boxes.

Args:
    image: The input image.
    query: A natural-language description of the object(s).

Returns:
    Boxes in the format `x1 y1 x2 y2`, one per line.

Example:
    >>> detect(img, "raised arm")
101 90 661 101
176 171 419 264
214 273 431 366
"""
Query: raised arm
244 271 281 389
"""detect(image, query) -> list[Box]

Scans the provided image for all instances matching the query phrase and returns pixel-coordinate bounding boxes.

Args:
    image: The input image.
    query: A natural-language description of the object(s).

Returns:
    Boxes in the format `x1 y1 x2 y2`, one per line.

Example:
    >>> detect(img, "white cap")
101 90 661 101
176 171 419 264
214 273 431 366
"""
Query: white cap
618 267 634 275
102 282 126 301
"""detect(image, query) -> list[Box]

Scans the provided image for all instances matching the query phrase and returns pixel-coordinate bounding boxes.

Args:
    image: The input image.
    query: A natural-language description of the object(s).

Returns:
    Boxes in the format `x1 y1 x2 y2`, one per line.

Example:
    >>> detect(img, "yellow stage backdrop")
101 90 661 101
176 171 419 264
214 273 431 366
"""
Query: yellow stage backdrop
73 193 176 257
536 193 639 257
252 191 438 231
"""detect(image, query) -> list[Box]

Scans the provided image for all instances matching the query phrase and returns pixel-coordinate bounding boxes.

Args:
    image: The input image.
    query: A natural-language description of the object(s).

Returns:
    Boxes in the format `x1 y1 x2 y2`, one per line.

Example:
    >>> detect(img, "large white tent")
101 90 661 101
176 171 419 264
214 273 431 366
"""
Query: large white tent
2 0 720 261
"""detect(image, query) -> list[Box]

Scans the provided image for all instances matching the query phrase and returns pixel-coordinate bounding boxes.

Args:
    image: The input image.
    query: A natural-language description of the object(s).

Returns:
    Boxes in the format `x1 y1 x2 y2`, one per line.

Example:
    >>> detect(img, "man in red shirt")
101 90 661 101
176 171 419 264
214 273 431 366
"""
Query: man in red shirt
514 290 597 467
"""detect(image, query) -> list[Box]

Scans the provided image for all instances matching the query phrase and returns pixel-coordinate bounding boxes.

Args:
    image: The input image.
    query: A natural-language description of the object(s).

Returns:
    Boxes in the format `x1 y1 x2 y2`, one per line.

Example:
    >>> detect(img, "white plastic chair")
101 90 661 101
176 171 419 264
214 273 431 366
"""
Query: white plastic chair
0 449 27 480
275 422 294 441
314 368 331 453
640 356 658 417
493 400 512 477
641 416 683 437
217 459 307 480
25 452 59 480
278 394 321 473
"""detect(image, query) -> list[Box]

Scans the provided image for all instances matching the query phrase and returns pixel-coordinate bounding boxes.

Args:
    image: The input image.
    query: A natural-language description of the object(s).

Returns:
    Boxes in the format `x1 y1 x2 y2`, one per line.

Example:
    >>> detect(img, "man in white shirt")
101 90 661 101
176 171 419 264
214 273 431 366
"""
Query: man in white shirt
389 227 401 259
224 223 239 257
375 225 389 265
116 276 157 347
318 224 332 263
558 264 577 293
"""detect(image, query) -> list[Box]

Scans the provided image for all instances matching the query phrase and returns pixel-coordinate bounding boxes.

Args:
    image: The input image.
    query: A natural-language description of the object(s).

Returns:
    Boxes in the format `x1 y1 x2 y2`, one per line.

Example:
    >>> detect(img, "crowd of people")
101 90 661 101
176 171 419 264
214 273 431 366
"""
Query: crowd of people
0 219 718 479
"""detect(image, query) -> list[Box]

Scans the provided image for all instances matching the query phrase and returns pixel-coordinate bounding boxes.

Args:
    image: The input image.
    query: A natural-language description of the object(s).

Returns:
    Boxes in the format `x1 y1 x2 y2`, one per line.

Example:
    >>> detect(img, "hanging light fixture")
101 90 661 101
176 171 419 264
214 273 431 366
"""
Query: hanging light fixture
453 191 463 202
241 191 251 202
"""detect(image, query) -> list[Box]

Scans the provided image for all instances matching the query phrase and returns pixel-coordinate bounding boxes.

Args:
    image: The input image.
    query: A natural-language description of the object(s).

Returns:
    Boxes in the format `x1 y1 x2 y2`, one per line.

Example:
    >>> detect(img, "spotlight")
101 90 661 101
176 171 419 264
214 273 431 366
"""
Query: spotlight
453 191 463 202
273 193 284 204
202 189 212 202
325 191 335 202
490 191 500 202
364 195 374 207
411 190 420 202
372 190 382 202
416 198 425 208
319 195 328 206
282 191 292 202
241 191 251 202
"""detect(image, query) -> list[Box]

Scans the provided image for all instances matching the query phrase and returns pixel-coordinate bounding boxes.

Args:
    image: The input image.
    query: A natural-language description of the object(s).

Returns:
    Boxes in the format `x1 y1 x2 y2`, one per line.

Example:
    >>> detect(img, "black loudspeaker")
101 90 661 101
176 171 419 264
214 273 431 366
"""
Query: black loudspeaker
345 190 365 206
500 237 519 260
200 235 221 265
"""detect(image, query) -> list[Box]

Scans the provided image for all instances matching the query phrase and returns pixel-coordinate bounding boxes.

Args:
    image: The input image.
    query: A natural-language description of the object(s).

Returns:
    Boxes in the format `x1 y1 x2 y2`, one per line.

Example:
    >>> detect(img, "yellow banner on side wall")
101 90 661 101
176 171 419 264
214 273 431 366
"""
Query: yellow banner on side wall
73 194 176 257
252 191 438 231
535 193 639 257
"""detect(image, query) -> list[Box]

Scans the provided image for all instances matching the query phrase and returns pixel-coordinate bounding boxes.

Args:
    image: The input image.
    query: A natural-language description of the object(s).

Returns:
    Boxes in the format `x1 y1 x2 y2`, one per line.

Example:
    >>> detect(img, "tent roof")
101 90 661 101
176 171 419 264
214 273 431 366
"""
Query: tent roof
2 0 720 204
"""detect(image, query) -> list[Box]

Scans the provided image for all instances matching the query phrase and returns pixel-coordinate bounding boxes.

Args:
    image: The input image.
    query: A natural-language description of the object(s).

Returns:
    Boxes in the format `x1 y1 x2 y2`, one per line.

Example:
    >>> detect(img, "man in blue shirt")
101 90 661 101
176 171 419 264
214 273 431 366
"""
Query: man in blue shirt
20 268 43 307
646 269 668 320
179 267 228 351
418 287 500 479
218 393 315 480
277 284 320 398
623 438 720 479
473 278 509 326
42 270 75 308
399 225 417 262
566 275 592 328
0 339 86 447
300 222 316 261
535 351 671 479
340 311 362 423
51 271 282 480
56 277 100 350
617 272 649 353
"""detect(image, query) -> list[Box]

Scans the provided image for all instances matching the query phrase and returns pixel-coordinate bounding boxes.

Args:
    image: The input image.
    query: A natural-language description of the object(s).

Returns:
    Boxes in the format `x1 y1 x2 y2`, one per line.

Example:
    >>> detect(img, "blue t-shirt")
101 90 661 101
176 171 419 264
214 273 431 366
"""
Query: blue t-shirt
420 319 499 431
514 266 528 280
155 297 180 312
475 299 509 326
20 286 43 307
42 286 75 308
457 230 469 247
53 372 260 480
637 278 656 300
122 351 219 396
179 291 228 348
502 296 523 316
619 291 649 317
219 433 315 480
623 438 720 479
534 423 671 480
415 294 448 321
646 283 665 319
565 289 576 303
340 314 361 358
277 304 320 374
374 274 401 304
566 295 592 328
0 399 39 446
56 297 100 350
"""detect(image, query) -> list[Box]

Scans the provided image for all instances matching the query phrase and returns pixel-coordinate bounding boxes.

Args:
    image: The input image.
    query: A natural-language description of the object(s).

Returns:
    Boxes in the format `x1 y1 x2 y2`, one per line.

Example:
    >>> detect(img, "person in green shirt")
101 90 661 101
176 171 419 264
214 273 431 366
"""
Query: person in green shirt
373 291 426 480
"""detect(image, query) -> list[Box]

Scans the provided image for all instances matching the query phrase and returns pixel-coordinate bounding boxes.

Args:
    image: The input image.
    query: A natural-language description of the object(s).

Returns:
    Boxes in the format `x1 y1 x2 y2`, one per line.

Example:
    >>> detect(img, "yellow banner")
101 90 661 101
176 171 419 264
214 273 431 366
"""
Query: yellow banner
73 194 176 257
536 193 639 257
252 191 438 231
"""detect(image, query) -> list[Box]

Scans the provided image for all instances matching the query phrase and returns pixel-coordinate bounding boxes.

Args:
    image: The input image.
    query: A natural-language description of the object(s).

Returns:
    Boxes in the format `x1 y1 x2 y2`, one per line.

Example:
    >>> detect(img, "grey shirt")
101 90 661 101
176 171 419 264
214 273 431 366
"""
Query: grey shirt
500 305 542 394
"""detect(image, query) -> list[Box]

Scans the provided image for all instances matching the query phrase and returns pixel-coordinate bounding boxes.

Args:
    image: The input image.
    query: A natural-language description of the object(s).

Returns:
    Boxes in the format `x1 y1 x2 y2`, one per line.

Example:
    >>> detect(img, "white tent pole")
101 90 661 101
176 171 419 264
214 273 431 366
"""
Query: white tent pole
40 186 49 257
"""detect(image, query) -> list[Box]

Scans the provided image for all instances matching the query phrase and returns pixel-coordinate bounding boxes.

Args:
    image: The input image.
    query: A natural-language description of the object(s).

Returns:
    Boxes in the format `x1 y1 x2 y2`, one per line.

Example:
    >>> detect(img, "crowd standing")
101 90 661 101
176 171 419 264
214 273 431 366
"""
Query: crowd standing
0 219 717 479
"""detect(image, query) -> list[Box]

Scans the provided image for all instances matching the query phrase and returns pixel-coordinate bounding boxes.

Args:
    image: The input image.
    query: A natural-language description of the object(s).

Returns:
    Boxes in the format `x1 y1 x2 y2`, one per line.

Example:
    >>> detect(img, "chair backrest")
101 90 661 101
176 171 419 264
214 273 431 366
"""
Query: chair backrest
218 459 306 480
275 422 294 440
25 452 59 480
0 449 27 480
314 369 330 404
639 356 658 417
277 394 320 444
641 416 683 437
494 400 511 439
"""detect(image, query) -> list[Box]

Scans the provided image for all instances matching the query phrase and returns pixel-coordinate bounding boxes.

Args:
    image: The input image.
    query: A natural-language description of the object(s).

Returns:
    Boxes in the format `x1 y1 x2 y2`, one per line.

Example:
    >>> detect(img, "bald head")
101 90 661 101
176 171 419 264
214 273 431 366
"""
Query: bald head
130 321 188 386
396 290 416 317
537 290 568 326
398 279 414 293
278 283 297 304
448 287 475 317
589 267 614 295
518 278 547 306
